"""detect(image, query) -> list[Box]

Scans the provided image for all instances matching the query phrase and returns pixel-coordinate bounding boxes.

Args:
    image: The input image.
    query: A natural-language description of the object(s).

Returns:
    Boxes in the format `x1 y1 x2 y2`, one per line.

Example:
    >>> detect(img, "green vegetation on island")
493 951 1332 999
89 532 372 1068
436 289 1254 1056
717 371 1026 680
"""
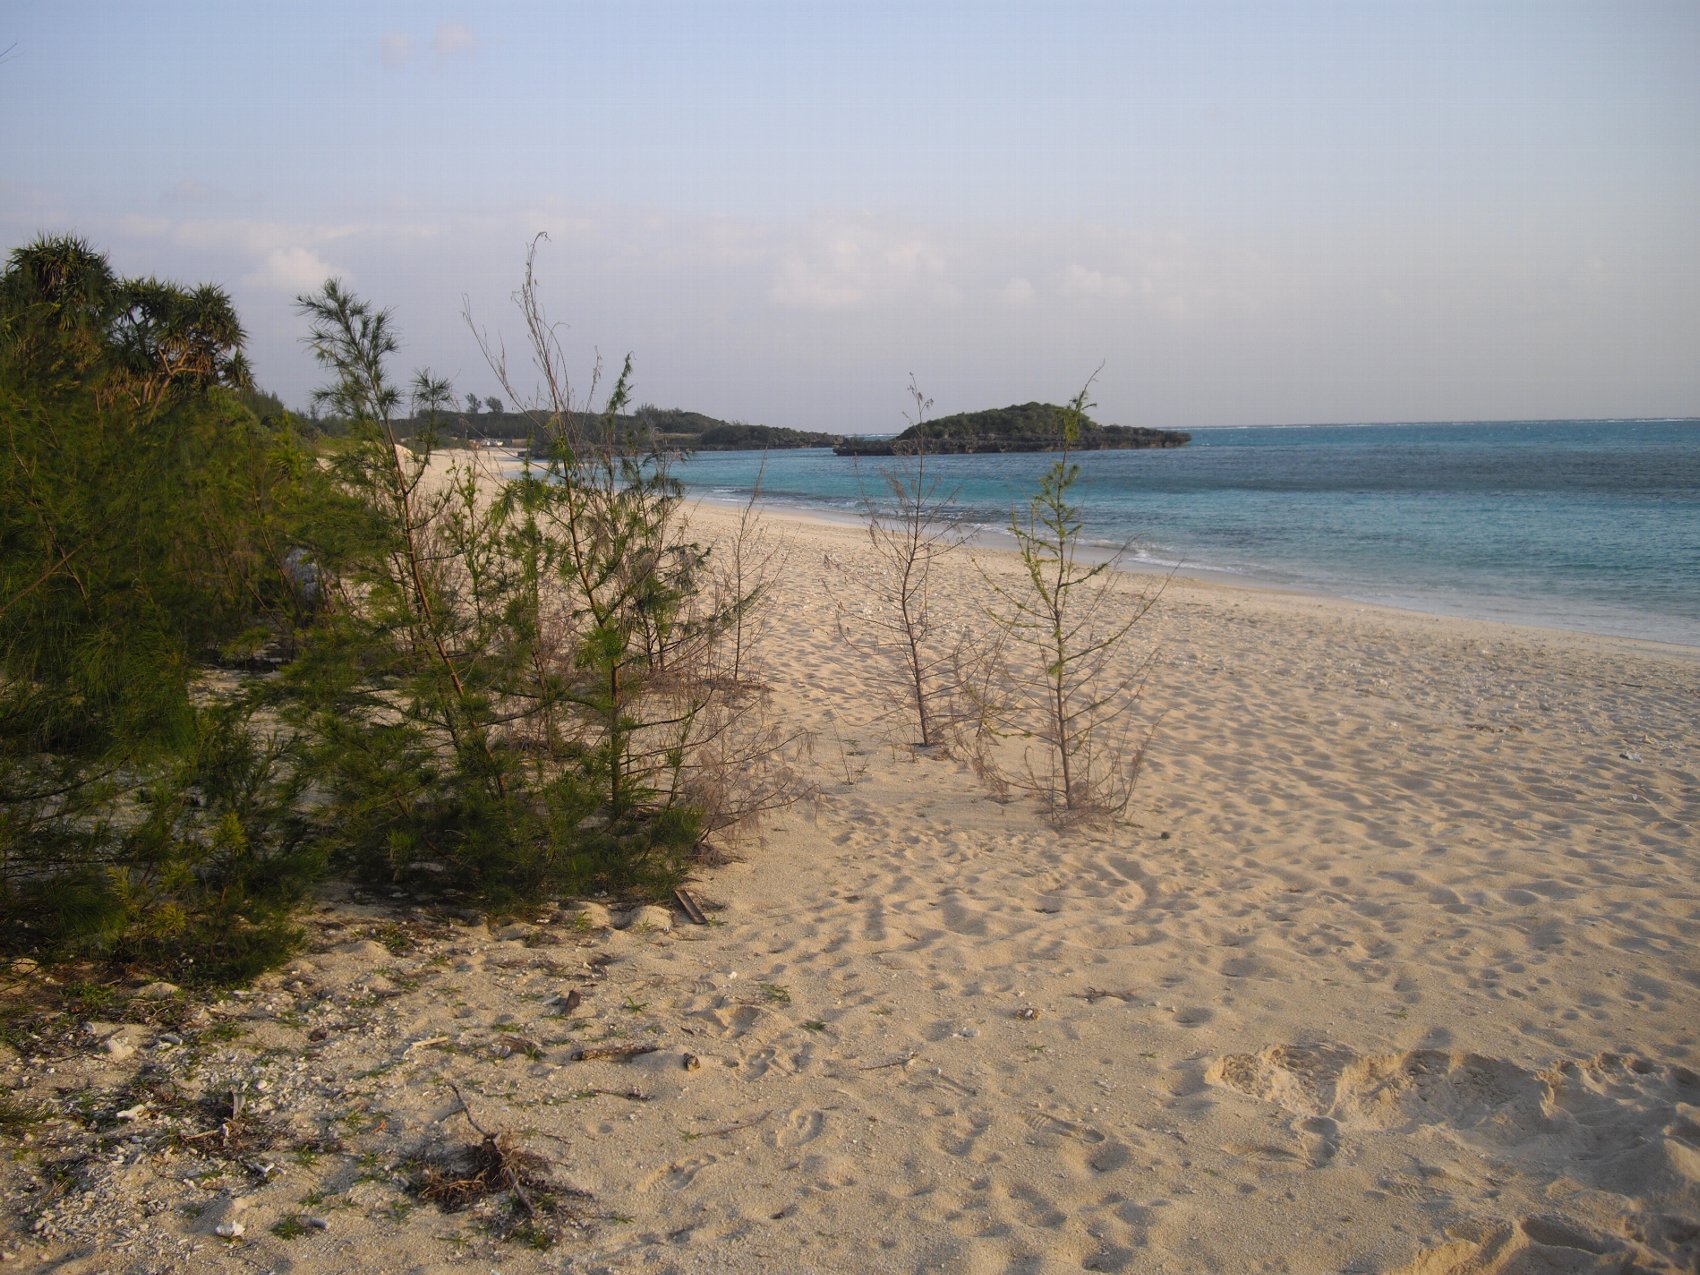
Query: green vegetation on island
834 401 1189 455
632 406 843 451
384 402 842 451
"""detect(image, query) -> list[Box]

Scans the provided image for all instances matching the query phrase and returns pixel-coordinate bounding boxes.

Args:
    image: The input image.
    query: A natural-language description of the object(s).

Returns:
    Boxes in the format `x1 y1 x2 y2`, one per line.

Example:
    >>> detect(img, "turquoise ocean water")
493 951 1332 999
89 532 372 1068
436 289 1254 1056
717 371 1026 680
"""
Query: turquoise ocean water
669 420 1700 647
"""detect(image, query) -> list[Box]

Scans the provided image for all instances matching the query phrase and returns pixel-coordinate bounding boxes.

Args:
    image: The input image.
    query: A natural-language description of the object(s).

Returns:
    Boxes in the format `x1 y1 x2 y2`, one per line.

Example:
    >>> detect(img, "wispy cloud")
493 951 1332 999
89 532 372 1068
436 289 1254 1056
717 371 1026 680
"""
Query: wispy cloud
245 246 340 295
69 198 1695 428
769 221 952 311
998 277 1036 306
379 24 475 71
163 178 219 204
379 31 413 69
432 22 477 59
1059 263 1132 299
115 215 446 253
106 215 460 295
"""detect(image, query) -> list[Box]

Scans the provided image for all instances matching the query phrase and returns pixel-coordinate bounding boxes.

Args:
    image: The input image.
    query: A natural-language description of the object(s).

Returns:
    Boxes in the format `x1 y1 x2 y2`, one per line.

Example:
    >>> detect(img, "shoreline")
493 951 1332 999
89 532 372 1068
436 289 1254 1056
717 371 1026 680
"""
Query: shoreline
497 440 1700 650
686 491 1700 661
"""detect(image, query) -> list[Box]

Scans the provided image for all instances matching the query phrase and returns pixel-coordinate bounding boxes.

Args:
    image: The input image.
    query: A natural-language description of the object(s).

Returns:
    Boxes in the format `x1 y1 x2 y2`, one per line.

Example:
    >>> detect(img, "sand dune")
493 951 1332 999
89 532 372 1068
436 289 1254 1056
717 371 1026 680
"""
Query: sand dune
4 497 1696 1273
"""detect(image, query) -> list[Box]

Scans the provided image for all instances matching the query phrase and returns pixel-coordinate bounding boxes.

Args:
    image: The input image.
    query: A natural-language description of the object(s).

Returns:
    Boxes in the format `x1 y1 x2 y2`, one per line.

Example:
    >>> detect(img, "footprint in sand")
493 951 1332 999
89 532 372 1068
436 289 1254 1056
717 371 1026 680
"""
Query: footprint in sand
1088 1138 1134 1173
1295 1114 1339 1167
688 1001 787 1045
1392 1214 1655 1275
637 1155 718 1192
1209 1044 1700 1271
1223 1140 1306 1167
937 895 990 936
742 1043 812 1078
1219 954 1270 979
791 1150 859 1191
1000 1180 1069 1228
1020 1109 1126 1180
1082 1246 1142 1273
769 1107 827 1149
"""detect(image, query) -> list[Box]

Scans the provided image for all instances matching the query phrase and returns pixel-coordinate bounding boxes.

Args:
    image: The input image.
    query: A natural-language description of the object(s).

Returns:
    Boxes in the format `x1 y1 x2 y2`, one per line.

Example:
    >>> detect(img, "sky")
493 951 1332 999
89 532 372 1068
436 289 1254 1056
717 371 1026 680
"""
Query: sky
2 1 1697 431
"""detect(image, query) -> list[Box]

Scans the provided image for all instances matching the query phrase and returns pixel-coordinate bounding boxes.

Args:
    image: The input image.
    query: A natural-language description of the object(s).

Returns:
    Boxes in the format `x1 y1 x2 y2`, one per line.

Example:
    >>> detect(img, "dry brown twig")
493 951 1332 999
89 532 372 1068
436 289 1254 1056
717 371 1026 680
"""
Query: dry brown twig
412 1081 569 1224
568 1042 660 1063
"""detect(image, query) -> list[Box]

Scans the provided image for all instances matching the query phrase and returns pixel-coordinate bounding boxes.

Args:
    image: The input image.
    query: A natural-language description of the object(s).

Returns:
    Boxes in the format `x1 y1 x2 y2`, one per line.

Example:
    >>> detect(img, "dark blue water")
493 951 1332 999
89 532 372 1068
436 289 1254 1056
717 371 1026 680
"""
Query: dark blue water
671 420 1700 647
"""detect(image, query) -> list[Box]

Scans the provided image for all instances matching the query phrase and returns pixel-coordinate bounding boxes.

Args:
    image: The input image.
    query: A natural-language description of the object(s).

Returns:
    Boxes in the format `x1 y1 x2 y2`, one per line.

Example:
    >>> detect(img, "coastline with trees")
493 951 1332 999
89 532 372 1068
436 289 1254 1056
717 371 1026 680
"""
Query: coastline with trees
2 235 1695 1275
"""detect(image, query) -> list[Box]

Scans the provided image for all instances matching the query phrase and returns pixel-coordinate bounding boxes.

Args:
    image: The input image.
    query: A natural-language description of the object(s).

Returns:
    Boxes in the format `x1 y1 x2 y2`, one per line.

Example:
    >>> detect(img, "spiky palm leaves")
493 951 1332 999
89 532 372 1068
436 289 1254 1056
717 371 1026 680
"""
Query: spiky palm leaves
2 235 250 409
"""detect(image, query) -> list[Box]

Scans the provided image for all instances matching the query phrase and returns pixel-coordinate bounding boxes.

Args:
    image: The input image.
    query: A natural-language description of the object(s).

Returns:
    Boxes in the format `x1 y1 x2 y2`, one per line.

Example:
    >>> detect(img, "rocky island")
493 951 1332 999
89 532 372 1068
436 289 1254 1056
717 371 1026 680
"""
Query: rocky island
833 401 1190 456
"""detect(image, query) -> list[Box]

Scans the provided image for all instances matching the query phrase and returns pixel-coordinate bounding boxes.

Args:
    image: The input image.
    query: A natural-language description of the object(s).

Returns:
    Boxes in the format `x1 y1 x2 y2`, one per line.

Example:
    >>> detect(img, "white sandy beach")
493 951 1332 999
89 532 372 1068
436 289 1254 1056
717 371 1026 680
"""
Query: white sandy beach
5 496 1697 1274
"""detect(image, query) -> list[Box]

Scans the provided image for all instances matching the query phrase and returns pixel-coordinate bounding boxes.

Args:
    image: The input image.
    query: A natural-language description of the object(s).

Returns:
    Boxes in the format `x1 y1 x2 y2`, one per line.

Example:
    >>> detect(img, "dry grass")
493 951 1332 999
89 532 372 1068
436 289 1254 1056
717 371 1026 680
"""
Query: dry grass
405 1081 590 1248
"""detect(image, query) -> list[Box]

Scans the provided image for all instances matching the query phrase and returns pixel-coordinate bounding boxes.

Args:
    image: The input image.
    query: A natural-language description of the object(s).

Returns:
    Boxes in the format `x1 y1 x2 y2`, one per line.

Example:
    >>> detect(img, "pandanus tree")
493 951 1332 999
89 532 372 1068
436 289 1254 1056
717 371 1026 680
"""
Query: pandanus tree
0 236 314 977
1 235 250 410
0 234 121 384
112 277 252 408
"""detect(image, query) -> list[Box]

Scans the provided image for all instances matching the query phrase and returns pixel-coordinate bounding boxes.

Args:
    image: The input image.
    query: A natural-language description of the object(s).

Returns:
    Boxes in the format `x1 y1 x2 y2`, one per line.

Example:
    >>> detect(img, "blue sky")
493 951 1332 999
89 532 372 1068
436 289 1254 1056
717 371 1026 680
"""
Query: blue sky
3 1 1696 429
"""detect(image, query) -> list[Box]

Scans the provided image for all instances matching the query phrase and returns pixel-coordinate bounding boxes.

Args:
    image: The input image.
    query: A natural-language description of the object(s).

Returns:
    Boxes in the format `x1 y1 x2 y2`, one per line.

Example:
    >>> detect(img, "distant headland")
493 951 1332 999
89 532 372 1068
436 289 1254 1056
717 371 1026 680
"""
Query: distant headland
395 405 843 452
393 401 1191 454
833 402 1191 456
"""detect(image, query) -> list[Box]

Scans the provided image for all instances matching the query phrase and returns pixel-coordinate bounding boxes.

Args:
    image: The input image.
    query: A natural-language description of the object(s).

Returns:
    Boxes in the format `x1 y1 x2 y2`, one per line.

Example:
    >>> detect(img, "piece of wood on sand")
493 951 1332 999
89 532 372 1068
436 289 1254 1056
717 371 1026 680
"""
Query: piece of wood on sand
569 1043 661 1063
673 887 709 925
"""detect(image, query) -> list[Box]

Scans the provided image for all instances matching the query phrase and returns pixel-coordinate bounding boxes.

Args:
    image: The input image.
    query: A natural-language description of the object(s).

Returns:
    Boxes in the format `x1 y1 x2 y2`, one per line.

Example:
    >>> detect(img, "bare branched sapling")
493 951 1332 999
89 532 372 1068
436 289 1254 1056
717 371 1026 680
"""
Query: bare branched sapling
978 380 1162 819
843 376 975 748
712 457 788 689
